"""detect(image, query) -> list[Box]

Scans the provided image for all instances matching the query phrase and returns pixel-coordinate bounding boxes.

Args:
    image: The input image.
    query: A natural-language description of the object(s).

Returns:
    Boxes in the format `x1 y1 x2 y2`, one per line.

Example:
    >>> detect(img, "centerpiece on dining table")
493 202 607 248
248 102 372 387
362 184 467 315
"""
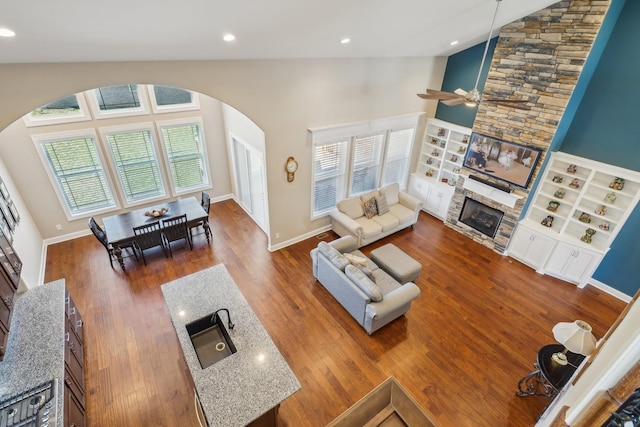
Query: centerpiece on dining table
144 207 169 218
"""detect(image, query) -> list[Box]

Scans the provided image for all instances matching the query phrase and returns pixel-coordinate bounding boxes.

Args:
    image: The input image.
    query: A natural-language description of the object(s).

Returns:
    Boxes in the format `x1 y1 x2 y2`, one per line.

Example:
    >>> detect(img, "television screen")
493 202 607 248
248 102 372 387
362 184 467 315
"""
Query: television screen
462 132 542 189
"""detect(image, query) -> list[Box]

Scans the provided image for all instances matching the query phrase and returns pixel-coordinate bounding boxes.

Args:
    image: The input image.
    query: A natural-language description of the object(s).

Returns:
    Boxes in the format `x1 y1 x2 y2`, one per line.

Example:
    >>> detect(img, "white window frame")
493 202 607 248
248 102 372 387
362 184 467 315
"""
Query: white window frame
147 85 200 114
32 128 119 220
98 122 167 208
349 132 386 197
87 84 150 119
311 137 350 219
23 94 91 128
380 127 416 188
309 113 421 219
156 117 210 196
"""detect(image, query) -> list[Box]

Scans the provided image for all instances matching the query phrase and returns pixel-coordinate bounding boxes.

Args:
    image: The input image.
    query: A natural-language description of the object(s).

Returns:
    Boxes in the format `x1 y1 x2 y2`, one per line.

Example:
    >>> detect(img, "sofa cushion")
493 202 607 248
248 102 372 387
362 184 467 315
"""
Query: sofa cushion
379 183 400 205
363 197 378 219
372 269 402 295
354 217 383 238
348 250 379 271
372 212 400 232
345 264 383 302
318 241 350 271
376 193 389 215
337 197 364 219
388 203 416 224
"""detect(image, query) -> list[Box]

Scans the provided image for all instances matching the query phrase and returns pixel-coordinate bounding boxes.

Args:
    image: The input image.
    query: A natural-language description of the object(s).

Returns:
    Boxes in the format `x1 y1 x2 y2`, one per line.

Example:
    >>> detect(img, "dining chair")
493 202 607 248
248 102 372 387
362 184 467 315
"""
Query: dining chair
88 217 136 268
189 191 211 242
132 221 168 265
161 214 192 257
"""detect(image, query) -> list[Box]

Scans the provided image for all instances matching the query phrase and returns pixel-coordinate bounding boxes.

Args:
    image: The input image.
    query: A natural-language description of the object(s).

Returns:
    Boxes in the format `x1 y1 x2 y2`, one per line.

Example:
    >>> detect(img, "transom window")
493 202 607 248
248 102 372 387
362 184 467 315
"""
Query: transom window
23 94 90 127
89 84 149 119
149 85 200 113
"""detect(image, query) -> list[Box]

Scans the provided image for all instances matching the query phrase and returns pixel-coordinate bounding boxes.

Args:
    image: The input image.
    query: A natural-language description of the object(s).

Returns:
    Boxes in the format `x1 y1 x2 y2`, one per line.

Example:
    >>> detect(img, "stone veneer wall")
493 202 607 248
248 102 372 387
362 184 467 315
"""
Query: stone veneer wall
445 0 611 253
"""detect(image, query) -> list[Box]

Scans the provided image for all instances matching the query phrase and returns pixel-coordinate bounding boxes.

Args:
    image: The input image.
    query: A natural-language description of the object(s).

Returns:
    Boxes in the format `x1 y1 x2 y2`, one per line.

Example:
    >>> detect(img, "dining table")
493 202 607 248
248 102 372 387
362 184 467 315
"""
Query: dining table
103 196 210 270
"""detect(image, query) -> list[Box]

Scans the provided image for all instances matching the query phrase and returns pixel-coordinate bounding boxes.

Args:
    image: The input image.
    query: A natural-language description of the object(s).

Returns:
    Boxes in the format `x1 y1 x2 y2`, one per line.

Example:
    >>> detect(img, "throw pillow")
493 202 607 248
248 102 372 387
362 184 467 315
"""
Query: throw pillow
344 253 368 266
376 193 389 215
345 265 383 302
337 197 364 219
363 197 378 219
380 183 400 205
318 241 350 271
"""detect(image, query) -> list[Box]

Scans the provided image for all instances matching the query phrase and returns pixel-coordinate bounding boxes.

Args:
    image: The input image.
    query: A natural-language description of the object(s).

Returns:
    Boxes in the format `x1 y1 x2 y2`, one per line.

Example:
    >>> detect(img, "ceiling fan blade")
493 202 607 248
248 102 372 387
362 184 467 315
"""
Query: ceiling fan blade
417 93 450 100
454 88 468 96
424 89 460 99
441 98 469 106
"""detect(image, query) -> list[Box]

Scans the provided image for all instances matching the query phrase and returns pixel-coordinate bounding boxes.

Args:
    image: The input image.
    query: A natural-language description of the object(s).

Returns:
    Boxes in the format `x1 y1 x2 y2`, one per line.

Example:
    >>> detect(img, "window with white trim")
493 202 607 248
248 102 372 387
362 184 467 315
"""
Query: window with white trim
310 114 420 219
157 118 209 194
100 124 166 205
23 94 90 127
312 139 349 216
381 128 415 187
88 84 149 119
33 130 116 218
350 133 384 195
148 85 200 113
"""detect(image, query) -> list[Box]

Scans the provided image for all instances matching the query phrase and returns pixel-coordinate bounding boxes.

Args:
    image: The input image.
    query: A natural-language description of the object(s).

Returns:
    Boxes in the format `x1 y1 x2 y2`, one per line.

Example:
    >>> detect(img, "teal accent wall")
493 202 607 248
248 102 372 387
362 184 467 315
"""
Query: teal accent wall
436 0 637 295
434 38 497 128
557 0 637 296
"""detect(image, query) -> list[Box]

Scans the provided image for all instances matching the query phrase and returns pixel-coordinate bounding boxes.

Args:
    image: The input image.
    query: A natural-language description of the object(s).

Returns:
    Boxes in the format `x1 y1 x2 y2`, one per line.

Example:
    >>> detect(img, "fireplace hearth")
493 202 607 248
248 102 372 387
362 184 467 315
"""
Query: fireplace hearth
459 197 504 238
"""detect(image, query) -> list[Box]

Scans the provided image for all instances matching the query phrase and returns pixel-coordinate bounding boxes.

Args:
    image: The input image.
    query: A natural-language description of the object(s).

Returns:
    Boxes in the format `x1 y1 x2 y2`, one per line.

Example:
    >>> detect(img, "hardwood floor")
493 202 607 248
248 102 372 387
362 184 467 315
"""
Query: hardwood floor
43 199 626 427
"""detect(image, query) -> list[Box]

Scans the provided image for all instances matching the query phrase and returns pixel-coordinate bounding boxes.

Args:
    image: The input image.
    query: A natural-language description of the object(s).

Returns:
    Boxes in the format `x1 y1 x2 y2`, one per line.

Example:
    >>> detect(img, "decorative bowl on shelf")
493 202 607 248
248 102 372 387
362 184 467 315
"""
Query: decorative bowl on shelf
144 207 169 218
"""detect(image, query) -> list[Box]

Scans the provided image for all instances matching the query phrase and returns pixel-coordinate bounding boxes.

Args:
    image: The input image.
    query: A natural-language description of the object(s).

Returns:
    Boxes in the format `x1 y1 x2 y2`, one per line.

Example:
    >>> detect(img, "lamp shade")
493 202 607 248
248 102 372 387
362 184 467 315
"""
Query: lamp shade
552 320 597 356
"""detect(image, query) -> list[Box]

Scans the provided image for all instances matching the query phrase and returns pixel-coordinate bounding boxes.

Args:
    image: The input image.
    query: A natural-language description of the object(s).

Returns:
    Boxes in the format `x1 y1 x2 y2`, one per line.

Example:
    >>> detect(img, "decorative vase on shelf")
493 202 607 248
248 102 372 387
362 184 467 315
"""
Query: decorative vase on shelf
579 212 592 223
541 215 554 227
609 177 625 190
604 192 616 204
554 188 565 199
595 205 607 216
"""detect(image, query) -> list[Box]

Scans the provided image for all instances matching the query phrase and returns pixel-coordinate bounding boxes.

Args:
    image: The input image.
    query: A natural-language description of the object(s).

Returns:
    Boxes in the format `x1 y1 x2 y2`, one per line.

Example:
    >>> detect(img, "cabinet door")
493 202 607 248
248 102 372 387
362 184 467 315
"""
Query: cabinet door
425 188 452 221
545 243 601 286
0 322 7 360
407 174 430 204
508 226 555 271
65 318 84 390
64 376 86 427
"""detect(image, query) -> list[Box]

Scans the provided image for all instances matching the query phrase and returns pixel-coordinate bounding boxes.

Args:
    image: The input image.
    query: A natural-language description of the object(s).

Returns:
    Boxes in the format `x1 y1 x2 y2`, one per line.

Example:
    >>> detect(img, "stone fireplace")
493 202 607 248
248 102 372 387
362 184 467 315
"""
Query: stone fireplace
443 0 611 254
459 197 504 239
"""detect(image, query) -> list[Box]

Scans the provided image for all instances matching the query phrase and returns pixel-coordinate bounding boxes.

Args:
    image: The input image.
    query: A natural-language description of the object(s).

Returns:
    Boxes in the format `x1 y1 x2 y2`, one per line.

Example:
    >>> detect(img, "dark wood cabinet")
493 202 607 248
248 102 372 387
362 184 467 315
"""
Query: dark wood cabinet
0 231 20 362
64 290 86 427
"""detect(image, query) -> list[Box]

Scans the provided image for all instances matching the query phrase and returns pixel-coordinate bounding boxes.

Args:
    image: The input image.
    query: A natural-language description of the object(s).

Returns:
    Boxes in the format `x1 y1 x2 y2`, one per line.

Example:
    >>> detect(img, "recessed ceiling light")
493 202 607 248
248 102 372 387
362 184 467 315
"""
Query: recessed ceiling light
0 28 16 38
450 40 459 46
340 38 351 44
223 34 236 42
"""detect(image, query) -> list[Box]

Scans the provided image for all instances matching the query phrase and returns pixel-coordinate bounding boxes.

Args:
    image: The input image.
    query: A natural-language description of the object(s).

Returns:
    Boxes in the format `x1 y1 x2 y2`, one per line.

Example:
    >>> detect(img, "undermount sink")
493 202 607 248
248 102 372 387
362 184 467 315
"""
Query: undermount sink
186 312 237 369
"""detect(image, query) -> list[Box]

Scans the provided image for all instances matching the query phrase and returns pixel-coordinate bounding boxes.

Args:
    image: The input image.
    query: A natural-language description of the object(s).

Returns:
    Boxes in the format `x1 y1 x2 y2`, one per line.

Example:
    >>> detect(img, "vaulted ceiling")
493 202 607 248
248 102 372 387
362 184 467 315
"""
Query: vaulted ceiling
2 0 558 63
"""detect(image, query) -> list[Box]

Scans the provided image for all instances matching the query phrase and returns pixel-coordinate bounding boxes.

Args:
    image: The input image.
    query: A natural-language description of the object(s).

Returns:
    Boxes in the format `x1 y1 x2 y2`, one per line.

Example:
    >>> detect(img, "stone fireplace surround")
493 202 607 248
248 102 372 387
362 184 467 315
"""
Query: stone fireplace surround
442 0 610 254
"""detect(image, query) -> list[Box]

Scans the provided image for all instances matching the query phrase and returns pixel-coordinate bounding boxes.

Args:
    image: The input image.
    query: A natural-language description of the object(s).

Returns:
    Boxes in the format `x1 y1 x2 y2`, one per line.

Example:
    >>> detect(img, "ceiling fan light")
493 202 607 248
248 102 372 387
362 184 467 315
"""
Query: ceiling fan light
464 102 478 108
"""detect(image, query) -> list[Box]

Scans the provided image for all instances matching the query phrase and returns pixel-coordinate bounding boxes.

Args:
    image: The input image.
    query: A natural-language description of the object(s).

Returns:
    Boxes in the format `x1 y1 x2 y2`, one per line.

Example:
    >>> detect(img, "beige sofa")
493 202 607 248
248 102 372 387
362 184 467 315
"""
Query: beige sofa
329 183 422 248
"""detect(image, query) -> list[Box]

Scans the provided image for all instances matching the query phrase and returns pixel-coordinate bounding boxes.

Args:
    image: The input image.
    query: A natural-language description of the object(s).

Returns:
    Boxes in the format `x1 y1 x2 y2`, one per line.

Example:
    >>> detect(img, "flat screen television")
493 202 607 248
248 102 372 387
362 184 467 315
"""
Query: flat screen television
462 132 542 189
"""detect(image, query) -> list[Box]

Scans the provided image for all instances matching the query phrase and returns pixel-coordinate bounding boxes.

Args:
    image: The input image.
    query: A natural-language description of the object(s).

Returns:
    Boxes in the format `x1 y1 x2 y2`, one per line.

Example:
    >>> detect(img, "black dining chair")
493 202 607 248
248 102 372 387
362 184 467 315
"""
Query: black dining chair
189 191 211 242
161 214 192 257
132 221 168 265
88 217 136 268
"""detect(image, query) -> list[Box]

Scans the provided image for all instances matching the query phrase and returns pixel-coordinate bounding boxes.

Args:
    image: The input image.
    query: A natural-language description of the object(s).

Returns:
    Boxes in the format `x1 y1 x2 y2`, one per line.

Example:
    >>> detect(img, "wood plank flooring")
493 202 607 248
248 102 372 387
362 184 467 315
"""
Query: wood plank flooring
43 199 626 427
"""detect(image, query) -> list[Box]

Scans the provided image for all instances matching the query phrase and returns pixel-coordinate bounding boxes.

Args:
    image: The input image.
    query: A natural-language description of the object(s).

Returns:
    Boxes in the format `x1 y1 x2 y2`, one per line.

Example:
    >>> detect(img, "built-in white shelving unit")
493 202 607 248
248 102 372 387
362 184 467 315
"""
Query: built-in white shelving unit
408 119 471 221
508 151 640 286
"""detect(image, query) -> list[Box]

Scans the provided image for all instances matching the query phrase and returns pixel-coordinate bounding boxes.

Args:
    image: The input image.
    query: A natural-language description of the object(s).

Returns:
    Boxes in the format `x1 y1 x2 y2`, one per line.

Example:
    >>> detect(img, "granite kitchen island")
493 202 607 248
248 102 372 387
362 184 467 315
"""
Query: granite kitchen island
161 265 301 427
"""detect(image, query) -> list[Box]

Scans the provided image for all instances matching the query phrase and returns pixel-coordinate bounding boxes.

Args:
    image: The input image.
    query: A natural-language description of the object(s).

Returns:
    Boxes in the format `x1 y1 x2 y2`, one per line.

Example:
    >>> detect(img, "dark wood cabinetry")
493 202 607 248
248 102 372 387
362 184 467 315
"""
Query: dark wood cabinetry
64 290 86 427
0 230 21 361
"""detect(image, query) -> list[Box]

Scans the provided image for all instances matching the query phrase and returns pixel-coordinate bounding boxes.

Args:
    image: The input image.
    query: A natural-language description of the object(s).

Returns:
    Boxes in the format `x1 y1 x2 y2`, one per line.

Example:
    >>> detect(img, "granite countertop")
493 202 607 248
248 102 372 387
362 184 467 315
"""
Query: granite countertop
161 265 301 427
0 279 66 426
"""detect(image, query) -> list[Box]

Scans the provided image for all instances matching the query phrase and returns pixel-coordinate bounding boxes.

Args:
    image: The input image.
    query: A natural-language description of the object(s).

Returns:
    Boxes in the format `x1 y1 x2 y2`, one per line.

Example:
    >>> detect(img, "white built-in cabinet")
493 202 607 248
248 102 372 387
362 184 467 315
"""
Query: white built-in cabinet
508 151 640 287
408 118 471 220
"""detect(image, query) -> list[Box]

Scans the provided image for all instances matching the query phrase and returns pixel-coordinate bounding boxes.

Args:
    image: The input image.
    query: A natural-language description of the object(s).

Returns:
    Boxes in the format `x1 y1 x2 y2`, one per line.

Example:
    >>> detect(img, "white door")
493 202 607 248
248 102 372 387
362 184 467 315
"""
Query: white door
232 137 267 231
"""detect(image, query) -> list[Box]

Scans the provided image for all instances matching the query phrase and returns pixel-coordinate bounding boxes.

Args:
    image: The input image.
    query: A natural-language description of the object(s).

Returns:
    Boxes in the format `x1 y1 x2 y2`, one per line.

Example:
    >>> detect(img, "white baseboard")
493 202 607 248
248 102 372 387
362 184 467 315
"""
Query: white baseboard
268 225 332 252
587 278 632 303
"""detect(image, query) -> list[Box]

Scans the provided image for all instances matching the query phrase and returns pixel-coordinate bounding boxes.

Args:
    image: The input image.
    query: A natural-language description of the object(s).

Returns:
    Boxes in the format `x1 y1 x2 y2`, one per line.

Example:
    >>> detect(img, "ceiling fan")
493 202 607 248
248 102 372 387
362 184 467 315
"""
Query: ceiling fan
417 0 530 110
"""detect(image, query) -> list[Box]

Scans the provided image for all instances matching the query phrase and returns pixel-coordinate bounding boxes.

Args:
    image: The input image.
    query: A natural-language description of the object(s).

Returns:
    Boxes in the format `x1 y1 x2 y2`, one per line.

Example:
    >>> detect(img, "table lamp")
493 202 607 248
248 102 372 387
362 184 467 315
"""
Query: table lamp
551 320 597 366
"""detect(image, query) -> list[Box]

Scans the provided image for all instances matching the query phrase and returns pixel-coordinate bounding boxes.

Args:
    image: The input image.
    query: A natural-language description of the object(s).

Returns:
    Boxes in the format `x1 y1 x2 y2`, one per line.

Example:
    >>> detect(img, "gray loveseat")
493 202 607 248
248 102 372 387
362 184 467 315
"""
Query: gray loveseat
311 236 421 335
329 183 422 248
